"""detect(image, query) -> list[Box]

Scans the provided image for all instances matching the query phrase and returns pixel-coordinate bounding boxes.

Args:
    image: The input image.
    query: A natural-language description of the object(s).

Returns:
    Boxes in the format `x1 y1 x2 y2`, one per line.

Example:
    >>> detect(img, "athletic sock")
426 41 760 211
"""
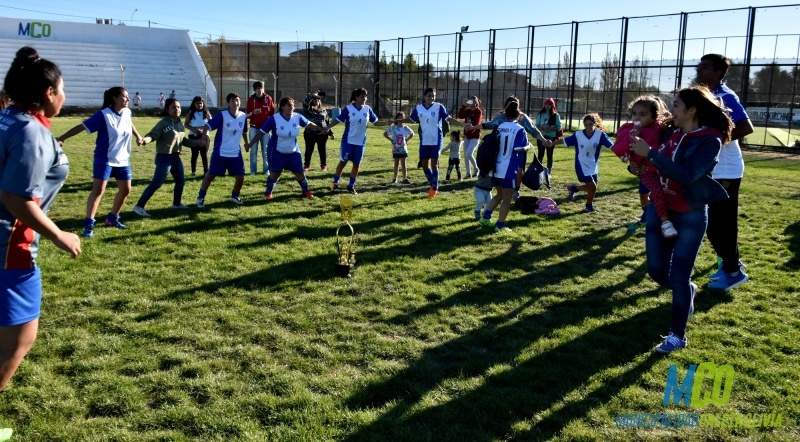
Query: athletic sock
423 168 433 185
348 176 357 188
198 188 207 198
266 177 276 194
333 175 341 184
483 209 493 220
298 177 309 193
432 169 439 191
231 190 240 199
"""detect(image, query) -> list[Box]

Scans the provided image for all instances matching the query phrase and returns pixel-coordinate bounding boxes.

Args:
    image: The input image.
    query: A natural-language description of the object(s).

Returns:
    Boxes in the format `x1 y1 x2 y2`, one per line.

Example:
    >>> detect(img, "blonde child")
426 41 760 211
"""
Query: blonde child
552 113 613 212
441 131 462 182
383 112 414 184
612 95 677 237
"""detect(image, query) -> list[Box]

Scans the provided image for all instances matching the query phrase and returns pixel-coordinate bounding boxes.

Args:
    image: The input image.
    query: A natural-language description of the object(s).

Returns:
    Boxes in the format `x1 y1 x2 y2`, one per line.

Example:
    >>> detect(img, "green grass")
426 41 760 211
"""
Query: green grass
1 117 798 441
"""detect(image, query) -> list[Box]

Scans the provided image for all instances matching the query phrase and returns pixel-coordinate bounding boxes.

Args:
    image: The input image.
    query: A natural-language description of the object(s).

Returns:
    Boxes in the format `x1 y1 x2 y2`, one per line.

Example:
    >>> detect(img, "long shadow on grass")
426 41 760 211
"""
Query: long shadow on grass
343 289 729 441
783 220 800 270
395 227 636 322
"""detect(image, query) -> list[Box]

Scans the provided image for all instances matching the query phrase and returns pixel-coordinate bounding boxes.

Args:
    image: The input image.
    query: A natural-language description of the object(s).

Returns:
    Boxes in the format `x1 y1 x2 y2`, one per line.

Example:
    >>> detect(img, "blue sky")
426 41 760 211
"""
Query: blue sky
0 0 793 44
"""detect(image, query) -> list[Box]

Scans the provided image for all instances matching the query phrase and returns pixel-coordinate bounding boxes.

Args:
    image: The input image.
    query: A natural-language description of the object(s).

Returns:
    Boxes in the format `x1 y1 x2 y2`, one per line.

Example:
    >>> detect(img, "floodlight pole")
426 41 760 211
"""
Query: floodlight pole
333 75 339 109
272 73 278 104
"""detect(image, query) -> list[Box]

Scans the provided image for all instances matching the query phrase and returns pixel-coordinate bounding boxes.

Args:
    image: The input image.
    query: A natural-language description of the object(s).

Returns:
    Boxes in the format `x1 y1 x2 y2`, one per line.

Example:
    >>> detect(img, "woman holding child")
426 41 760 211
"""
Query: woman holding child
630 86 732 354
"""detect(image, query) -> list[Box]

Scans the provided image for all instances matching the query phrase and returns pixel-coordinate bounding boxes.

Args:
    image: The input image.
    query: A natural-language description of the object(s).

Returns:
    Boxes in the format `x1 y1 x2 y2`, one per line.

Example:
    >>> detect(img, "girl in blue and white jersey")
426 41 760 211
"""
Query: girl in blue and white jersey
248 97 327 199
402 88 466 198
58 87 144 237
553 113 613 212
326 88 388 195
477 102 532 233
195 93 248 208
0 47 81 391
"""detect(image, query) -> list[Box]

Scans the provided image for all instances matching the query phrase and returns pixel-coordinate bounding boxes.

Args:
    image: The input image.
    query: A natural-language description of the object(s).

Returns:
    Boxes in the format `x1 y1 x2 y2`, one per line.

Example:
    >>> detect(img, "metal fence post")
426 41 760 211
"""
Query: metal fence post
741 7 757 105
488 30 496 114
615 17 630 132
567 22 579 130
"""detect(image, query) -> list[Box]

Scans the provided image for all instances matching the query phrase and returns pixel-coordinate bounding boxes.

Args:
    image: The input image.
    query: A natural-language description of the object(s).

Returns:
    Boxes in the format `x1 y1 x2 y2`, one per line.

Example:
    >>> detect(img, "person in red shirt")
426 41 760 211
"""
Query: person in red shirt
457 96 483 178
246 81 275 176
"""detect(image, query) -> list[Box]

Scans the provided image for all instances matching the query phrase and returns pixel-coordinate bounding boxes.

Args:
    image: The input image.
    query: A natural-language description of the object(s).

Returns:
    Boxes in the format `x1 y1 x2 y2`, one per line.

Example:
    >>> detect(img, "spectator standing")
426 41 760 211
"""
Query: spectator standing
246 81 275 175
303 96 332 171
184 96 211 176
457 96 483 178
694 53 753 291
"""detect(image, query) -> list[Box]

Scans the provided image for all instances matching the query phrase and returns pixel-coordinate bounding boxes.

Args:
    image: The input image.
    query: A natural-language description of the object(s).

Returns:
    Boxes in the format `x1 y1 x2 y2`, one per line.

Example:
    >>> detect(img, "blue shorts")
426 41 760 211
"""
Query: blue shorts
270 151 304 174
340 142 365 164
491 176 517 189
576 170 599 184
639 180 650 194
0 268 42 326
93 160 132 181
209 154 245 176
419 144 441 160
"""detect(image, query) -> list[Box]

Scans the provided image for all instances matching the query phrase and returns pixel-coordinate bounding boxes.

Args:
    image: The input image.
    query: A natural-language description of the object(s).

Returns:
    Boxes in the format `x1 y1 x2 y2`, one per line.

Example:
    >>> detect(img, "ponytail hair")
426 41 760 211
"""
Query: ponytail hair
349 88 367 103
504 101 520 120
3 46 62 110
676 86 733 144
102 86 126 109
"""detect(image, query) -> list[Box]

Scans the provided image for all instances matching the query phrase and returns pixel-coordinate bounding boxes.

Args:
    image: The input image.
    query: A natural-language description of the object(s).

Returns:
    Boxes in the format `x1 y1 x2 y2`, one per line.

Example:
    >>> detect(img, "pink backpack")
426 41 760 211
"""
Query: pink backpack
535 197 560 215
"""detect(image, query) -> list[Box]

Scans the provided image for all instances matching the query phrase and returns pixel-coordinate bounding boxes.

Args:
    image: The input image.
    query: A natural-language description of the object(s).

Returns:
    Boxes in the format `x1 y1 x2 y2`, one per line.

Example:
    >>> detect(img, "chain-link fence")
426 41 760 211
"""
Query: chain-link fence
196 4 800 149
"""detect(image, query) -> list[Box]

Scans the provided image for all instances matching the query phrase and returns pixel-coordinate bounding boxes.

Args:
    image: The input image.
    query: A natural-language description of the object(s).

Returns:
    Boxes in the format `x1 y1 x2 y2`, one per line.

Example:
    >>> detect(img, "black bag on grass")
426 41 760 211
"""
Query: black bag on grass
522 153 549 190
514 196 539 212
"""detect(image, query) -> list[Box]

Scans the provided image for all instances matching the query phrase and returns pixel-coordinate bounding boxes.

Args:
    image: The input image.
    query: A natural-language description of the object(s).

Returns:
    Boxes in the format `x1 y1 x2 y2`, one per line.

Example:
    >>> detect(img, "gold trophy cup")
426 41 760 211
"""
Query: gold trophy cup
335 196 356 278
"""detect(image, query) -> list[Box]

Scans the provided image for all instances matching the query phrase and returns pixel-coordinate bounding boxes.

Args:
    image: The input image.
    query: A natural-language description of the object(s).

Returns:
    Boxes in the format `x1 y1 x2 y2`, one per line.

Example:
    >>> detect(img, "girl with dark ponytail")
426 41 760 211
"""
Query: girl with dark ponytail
0 46 81 392
57 85 143 238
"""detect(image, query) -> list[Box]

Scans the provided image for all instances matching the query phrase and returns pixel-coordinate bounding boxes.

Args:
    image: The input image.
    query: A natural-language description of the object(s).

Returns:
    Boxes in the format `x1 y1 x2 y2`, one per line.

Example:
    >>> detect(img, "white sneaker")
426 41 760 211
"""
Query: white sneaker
661 220 678 238
196 197 205 209
230 196 244 205
512 191 520 202
132 205 151 217
171 204 189 209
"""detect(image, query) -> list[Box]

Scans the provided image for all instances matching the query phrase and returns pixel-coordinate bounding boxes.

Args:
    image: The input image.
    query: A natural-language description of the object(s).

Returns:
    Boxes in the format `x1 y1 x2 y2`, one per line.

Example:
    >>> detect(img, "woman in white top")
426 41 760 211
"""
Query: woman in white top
185 96 211 176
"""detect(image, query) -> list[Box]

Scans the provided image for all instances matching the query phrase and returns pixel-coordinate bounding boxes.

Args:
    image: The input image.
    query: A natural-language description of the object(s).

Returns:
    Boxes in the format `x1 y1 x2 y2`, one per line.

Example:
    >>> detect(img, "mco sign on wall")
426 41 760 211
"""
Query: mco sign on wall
17 22 52 38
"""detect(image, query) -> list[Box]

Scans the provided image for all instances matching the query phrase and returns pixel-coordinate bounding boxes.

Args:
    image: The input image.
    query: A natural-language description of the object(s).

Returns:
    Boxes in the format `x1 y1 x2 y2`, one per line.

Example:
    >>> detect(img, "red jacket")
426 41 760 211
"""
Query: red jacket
246 94 275 128
457 106 483 139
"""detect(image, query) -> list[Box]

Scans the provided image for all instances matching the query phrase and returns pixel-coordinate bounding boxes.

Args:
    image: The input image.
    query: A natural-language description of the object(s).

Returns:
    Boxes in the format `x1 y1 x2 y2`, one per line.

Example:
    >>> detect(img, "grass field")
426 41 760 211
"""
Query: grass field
1 116 798 441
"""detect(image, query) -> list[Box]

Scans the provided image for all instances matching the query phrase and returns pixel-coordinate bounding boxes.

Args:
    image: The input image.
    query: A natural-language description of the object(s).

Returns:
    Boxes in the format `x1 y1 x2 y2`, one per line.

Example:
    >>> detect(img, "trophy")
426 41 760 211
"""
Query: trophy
335 196 356 278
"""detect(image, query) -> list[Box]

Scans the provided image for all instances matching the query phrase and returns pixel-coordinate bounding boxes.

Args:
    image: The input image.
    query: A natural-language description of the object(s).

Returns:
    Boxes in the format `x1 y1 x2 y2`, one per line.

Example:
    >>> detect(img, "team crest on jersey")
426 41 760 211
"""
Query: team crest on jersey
430 111 435 117
280 126 284 130
239 122 243 128
226 122 230 127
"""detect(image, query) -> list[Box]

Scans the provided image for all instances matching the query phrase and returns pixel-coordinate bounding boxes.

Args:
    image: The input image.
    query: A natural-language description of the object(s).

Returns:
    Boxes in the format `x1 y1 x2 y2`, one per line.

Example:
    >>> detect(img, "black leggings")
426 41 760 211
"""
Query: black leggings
189 139 208 175
304 131 328 168
537 136 557 171
706 178 742 273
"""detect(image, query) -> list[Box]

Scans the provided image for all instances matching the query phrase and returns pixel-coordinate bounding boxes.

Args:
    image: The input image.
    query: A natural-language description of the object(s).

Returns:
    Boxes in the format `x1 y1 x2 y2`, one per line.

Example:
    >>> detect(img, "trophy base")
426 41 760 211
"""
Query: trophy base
334 264 353 278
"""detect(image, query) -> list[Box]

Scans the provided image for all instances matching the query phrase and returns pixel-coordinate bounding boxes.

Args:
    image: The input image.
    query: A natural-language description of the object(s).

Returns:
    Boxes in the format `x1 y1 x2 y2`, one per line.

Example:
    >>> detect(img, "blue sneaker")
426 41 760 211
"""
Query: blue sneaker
584 204 596 213
567 184 577 201
105 218 127 229
655 332 687 354
708 271 749 291
82 226 94 238
709 261 746 281
688 283 698 319
478 217 494 228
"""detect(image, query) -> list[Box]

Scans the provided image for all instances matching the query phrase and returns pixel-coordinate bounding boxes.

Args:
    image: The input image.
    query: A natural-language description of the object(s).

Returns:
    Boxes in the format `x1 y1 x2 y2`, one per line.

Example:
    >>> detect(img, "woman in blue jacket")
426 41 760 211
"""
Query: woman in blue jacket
631 86 732 354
